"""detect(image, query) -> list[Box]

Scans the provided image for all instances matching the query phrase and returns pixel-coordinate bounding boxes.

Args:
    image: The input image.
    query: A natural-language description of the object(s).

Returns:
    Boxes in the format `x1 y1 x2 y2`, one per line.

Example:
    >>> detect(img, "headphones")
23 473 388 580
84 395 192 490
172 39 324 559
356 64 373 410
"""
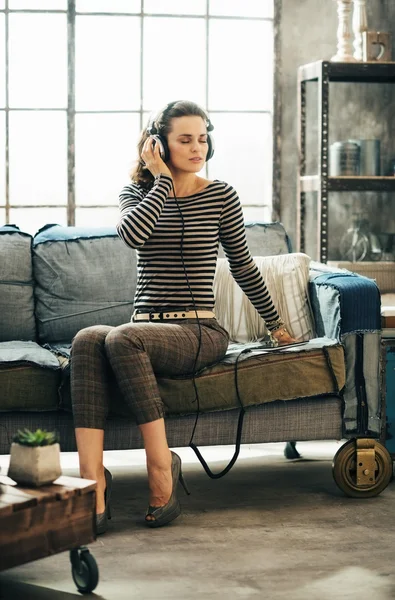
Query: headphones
146 101 215 163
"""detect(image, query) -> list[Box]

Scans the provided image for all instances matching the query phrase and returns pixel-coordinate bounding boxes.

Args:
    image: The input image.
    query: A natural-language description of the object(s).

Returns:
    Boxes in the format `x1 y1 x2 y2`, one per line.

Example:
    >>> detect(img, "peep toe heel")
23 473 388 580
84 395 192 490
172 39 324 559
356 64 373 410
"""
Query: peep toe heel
95 466 112 536
145 451 190 528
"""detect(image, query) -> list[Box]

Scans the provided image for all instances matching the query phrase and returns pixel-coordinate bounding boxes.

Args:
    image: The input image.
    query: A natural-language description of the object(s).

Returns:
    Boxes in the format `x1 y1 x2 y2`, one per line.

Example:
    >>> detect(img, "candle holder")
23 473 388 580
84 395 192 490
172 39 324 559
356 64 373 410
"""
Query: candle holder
331 0 357 62
352 0 368 61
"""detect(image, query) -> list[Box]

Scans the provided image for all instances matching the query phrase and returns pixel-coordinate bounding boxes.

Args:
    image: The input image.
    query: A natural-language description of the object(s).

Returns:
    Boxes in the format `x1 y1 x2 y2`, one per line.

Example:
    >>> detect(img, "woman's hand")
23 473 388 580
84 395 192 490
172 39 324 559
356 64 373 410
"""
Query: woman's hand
271 326 297 346
141 137 173 179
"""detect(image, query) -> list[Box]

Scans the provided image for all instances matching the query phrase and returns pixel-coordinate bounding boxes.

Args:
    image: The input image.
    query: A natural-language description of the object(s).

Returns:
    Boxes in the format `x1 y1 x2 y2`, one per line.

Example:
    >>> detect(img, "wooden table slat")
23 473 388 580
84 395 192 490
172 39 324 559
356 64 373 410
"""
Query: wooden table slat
0 476 96 572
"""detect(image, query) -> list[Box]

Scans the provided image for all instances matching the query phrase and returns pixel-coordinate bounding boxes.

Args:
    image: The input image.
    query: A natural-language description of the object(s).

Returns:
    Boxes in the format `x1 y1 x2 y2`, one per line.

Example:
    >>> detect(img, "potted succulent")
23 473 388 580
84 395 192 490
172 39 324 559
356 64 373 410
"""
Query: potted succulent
8 428 62 487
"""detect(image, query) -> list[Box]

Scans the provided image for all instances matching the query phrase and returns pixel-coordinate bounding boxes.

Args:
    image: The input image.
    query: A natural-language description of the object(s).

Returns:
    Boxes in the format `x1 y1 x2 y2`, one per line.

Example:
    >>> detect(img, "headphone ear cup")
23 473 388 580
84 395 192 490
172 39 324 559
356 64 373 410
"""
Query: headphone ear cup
151 135 170 162
206 134 215 161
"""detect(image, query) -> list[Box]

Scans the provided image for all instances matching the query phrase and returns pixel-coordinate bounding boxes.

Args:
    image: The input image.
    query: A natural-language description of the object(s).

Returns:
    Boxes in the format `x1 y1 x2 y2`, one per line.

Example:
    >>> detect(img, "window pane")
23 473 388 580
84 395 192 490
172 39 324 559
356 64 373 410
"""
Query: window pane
9 1 66 8
9 111 67 206
0 15 4 107
75 207 121 228
143 17 206 110
209 0 273 18
75 113 140 206
9 208 67 235
0 209 5 225
76 0 140 12
9 14 67 108
76 16 140 111
209 19 273 110
242 206 271 223
0 1 4 9
0 112 4 204
207 113 272 208
145 0 206 15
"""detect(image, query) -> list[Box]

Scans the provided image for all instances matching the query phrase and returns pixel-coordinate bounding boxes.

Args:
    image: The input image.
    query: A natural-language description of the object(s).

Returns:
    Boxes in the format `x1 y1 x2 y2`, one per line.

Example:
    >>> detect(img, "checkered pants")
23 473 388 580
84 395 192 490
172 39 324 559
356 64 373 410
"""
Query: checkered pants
70 319 229 428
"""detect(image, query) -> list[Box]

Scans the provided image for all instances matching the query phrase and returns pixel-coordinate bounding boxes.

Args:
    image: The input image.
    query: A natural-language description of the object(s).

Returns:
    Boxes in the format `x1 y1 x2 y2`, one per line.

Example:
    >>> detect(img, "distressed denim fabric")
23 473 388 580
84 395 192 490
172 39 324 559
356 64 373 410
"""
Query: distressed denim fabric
309 271 381 335
309 269 381 435
33 225 137 343
0 340 60 368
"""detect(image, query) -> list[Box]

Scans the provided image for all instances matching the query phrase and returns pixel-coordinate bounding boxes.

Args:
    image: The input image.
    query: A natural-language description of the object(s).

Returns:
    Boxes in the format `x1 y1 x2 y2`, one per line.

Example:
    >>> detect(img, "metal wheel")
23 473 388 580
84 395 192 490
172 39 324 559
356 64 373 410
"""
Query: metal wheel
70 548 99 594
332 439 393 498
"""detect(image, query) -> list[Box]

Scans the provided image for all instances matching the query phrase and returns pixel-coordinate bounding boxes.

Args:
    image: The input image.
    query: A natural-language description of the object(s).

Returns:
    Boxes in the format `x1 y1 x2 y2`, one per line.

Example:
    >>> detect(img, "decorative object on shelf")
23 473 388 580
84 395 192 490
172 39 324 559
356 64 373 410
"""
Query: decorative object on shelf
356 139 381 175
363 31 392 62
386 158 395 176
8 428 62 487
340 214 382 262
331 0 357 62
329 141 360 176
352 0 368 61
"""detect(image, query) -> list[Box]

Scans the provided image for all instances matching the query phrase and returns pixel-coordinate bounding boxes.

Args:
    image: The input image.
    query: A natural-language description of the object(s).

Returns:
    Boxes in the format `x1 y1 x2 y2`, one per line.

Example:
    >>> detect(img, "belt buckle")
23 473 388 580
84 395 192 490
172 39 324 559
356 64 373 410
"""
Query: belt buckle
149 311 164 321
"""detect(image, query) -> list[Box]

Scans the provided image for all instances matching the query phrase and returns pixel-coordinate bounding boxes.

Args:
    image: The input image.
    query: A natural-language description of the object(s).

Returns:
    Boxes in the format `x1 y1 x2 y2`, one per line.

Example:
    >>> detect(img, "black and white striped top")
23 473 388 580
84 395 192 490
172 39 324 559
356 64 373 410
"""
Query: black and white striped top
117 174 282 330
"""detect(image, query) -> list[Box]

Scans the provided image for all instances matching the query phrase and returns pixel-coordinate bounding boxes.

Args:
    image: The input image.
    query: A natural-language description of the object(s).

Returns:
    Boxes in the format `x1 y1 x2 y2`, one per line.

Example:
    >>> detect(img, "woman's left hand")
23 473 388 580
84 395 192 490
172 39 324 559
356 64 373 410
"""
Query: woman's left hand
271 326 297 346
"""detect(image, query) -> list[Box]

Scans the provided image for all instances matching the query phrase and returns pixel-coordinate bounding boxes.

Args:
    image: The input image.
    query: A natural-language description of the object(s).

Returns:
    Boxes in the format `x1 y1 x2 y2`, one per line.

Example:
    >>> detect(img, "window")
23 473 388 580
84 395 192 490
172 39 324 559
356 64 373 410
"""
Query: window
0 0 275 234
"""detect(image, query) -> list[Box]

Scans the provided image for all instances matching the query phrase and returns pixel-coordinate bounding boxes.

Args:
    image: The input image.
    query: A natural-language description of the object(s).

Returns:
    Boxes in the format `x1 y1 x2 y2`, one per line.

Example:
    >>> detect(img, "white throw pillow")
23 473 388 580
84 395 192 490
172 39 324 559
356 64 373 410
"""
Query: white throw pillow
213 253 315 343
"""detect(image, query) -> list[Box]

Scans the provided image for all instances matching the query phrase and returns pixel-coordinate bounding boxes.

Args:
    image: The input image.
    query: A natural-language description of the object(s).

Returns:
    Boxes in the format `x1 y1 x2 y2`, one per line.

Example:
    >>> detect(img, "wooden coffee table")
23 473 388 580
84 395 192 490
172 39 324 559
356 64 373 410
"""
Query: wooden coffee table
0 474 99 593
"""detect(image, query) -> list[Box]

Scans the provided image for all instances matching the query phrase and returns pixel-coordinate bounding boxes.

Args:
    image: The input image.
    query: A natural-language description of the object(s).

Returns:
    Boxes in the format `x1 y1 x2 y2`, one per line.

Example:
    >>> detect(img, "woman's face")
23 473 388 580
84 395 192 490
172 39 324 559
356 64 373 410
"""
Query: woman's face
166 116 208 173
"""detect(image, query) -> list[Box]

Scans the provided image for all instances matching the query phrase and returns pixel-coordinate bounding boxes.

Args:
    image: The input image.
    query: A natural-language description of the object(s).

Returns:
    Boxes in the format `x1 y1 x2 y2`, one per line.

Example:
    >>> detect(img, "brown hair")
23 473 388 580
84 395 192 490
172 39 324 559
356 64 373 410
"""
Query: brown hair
130 100 211 190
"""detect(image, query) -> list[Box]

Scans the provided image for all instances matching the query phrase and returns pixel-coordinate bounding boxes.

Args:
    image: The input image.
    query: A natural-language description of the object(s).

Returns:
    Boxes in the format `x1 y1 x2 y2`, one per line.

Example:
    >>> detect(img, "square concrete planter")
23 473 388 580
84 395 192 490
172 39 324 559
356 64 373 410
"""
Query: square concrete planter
8 442 62 487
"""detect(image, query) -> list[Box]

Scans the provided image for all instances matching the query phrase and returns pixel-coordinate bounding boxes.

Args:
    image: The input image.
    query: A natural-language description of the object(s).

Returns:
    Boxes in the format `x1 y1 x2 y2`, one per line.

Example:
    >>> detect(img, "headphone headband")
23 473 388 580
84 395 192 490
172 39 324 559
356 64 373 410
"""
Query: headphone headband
147 101 214 135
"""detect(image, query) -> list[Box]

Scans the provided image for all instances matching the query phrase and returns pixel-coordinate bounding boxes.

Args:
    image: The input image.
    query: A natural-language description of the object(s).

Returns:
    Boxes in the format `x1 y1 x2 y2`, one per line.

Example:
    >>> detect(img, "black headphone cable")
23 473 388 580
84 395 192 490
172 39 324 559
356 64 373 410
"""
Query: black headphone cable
171 180 247 479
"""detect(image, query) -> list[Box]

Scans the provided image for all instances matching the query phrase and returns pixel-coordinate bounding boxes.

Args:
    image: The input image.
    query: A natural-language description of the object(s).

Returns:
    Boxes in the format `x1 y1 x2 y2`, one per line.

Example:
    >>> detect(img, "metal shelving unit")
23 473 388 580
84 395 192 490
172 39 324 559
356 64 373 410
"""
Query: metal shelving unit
296 60 395 262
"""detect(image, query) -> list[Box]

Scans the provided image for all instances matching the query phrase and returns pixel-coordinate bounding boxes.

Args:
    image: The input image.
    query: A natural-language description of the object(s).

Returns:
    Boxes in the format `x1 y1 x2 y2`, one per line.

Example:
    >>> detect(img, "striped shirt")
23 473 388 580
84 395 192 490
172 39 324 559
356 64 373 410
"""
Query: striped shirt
117 174 282 330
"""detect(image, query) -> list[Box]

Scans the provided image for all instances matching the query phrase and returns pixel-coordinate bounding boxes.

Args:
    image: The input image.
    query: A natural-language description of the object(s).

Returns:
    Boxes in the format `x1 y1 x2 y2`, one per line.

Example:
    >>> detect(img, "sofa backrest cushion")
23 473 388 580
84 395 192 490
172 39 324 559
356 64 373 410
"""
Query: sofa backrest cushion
213 252 315 343
0 226 36 342
219 221 291 258
33 225 137 343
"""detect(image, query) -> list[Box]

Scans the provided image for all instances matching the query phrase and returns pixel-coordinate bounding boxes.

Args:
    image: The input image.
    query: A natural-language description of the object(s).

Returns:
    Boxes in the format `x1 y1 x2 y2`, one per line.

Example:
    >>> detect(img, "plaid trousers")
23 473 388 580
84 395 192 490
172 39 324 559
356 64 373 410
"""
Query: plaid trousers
71 318 229 428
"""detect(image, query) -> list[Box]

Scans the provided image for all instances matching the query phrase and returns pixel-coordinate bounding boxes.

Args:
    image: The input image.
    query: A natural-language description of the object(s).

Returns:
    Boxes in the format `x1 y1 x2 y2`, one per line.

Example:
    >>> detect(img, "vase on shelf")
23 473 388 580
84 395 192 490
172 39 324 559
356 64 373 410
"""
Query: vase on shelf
352 0 368 61
331 0 357 62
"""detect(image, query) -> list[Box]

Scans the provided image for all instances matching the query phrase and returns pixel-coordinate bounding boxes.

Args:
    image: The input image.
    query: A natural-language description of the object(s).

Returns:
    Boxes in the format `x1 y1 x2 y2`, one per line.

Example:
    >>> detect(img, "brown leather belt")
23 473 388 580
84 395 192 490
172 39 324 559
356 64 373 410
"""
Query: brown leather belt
132 310 215 322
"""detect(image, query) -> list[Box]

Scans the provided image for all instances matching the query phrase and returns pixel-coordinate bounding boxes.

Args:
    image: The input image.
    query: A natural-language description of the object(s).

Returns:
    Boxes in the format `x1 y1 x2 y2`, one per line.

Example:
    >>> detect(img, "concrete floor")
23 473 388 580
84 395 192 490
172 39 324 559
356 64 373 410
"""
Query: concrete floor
0 441 394 600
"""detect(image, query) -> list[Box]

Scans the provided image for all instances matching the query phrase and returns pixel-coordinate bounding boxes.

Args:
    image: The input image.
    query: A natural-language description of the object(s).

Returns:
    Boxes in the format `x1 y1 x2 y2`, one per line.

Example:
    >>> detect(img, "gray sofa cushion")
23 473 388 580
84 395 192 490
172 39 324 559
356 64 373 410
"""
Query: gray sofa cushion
0 341 61 411
219 221 291 258
0 226 36 342
55 337 345 418
33 225 137 343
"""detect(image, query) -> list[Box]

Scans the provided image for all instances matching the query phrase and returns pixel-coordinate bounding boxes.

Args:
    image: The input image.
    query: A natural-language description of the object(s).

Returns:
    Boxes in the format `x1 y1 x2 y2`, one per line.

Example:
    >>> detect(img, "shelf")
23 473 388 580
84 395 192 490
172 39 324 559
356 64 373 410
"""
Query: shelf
300 175 395 193
299 60 395 83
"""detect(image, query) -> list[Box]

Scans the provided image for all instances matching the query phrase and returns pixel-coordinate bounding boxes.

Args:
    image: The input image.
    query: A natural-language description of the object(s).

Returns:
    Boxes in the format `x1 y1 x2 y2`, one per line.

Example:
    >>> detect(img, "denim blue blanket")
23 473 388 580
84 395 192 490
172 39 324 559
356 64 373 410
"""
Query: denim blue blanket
310 272 381 336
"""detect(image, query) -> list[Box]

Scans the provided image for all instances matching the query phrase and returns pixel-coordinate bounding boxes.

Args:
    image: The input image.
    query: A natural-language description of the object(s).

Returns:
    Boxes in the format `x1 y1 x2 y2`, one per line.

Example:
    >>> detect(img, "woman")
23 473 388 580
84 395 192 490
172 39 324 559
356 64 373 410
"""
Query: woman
71 100 294 535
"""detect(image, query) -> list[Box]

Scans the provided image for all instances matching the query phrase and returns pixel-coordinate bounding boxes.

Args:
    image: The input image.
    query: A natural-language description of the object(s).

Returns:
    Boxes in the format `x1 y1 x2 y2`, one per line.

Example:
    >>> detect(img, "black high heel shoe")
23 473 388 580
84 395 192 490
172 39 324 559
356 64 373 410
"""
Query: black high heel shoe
95 467 112 536
145 451 190 528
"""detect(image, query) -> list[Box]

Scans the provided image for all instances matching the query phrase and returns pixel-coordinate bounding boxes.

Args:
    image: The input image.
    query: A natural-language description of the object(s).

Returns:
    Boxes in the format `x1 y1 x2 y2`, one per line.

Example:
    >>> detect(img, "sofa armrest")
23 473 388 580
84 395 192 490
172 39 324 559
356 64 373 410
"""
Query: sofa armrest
309 262 381 340
308 262 382 436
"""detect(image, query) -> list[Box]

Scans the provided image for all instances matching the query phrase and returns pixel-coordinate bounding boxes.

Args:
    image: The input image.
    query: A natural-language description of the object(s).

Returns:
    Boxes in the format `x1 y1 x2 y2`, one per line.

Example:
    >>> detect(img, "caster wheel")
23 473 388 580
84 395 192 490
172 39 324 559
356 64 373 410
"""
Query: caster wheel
70 548 99 594
284 441 301 459
332 439 393 498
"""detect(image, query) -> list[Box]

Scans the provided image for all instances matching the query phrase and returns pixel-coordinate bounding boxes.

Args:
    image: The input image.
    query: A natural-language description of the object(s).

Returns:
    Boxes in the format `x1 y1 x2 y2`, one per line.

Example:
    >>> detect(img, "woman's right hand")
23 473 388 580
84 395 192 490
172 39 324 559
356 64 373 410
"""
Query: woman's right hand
141 137 173 179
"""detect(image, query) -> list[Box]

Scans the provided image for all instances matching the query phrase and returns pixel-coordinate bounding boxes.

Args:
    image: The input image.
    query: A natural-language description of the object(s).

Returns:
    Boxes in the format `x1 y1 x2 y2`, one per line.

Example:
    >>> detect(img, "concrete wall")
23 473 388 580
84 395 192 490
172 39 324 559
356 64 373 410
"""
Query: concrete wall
279 0 395 259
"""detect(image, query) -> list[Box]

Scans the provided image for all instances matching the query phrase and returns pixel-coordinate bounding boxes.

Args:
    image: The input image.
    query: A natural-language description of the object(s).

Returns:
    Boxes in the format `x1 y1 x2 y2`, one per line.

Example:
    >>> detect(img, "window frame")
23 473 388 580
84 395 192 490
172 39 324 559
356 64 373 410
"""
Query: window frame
0 0 281 225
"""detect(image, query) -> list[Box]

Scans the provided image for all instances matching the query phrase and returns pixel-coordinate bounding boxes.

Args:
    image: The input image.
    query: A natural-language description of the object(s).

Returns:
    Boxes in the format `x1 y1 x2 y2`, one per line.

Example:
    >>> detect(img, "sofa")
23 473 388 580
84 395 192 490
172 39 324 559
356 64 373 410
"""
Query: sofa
0 221 389 495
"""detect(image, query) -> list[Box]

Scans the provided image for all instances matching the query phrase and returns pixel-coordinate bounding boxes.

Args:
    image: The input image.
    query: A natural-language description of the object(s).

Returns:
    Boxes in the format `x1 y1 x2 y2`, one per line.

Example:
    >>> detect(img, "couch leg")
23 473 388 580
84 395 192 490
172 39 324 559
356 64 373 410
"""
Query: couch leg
284 441 301 459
